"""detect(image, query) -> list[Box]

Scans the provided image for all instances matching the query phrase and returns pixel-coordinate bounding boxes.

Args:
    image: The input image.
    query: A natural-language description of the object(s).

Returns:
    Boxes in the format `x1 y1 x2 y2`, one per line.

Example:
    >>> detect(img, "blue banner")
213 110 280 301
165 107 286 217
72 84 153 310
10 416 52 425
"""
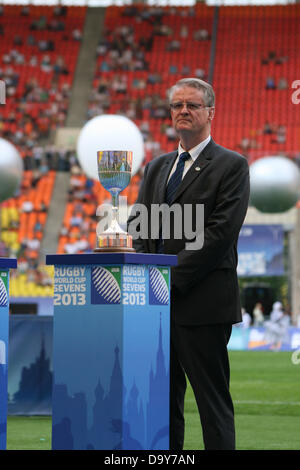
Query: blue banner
0 269 10 449
6 317 300 420
51 262 170 450
8 316 53 416
237 225 284 276
229 326 300 351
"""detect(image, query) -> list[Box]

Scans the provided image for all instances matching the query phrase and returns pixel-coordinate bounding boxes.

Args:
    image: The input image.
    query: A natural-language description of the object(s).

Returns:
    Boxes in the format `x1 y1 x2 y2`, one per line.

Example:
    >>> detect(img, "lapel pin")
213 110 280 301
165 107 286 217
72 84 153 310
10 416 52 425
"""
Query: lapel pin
195 167 201 171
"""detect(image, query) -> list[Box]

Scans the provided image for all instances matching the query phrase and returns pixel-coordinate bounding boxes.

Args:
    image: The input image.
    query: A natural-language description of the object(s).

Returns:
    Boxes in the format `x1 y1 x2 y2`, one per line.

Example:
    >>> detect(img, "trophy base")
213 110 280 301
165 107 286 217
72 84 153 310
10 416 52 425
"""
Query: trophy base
94 232 135 253
94 246 136 253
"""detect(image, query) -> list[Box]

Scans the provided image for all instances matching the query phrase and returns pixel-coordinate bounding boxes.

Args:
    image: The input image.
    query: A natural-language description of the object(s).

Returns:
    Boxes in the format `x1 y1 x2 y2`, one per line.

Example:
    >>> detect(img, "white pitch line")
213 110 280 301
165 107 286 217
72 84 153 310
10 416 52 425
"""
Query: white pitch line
234 400 300 406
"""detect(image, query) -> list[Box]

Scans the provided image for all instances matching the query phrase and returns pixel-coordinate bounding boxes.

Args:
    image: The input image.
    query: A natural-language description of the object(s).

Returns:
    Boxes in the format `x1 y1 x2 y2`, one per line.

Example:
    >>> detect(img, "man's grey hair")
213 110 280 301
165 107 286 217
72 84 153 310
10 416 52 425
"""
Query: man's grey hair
168 78 215 107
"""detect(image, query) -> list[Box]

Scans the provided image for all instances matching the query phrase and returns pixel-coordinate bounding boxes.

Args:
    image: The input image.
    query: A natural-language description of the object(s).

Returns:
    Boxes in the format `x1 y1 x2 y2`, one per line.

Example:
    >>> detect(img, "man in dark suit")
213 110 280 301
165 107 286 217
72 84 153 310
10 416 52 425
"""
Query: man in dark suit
128 78 250 450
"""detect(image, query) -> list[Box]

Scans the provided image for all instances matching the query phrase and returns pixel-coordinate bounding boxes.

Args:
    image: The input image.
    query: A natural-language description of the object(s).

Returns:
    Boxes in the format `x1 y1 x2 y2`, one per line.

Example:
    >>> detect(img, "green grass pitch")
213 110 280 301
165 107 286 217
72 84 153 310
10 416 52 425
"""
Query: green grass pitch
6 351 300 450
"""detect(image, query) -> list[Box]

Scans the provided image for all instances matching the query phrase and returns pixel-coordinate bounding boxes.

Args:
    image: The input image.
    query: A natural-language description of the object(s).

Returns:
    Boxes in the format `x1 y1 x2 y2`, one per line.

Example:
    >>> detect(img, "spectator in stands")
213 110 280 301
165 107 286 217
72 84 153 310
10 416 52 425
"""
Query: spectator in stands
277 77 288 90
13 35 23 46
2 52 11 64
165 124 177 141
262 51 288 66
32 147 44 169
263 121 274 135
122 5 139 18
275 54 288 65
96 38 110 57
33 219 43 235
267 50 277 62
264 301 290 350
20 6 30 16
27 34 36 46
17 257 29 274
30 15 47 31
132 78 146 90
47 19 65 32
181 65 191 76
144 135 162 159
147 73 162 85
53 56 69 75
139 35 154 52
53 5 67 16
111 75 127 94
150 96 169 119
265 76 276 90
194 28 210 41
29 55 38 66
135 97 144 120
56 149 69 172
64 241 80 255
40 54 52 72
99 60 110 72
253 302 264 326
153 23 173 36
166 39 181 51
96 78 109 94
239 137 251 152
241 308 252 328
273 125 286 144
38 39 54 52
180 25 189 38
76 237 91 253
124 101 136 120
39 157 50 175
139 121 150 139
169 65 178 74
3 68 19 97
294 153 300 170
27 237 41 252
72 29 82 41
70 212 83 228
0 241 8 257
21 197 34 214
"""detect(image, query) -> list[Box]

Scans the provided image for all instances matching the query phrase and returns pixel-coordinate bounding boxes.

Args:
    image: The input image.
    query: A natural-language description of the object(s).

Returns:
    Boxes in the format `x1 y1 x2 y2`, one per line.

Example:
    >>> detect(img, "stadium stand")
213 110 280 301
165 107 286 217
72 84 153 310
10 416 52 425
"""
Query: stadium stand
0 5 86 296
213 5 300 162
1 3 299 298
90 4 213 157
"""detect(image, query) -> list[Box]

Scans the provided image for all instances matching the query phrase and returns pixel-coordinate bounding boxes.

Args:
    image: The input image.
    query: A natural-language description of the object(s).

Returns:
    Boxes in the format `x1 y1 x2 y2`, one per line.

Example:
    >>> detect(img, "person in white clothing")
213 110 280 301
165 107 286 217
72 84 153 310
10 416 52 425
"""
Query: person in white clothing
264 301 290 350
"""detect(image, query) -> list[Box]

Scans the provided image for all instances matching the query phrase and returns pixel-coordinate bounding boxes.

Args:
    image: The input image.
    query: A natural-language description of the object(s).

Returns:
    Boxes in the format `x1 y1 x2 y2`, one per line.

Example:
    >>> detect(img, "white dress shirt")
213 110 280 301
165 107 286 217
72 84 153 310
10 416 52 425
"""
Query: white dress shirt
167 135 211 183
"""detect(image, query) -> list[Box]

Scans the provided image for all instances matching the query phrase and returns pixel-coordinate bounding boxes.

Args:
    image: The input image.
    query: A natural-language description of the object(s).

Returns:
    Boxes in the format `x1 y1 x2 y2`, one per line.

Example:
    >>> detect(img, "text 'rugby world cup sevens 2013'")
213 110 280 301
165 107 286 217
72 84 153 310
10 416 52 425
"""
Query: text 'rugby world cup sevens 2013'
96 196 205 251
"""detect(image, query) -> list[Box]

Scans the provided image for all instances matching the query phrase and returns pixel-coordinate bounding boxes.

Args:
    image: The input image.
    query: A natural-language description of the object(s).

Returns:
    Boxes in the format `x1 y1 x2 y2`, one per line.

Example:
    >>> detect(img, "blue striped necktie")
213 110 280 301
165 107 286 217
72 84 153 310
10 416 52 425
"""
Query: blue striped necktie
165 152 191 205
156 152 190 253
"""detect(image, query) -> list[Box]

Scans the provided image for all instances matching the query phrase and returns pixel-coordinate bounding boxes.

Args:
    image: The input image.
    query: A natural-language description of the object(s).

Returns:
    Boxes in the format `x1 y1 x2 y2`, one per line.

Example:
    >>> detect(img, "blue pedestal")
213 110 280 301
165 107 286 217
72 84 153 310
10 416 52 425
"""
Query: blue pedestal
46 253 177 450
0 257 17 450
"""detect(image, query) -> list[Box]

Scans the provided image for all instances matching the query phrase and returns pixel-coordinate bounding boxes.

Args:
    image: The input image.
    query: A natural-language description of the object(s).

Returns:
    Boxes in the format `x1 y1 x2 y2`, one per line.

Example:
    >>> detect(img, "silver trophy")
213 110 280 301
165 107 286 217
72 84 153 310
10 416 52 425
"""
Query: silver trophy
95 150 135 252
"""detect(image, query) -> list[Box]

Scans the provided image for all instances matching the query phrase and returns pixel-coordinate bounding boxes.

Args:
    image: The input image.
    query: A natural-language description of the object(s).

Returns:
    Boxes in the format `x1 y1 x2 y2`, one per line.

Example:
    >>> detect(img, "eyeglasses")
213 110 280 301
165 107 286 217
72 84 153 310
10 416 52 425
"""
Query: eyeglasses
170 102 210 111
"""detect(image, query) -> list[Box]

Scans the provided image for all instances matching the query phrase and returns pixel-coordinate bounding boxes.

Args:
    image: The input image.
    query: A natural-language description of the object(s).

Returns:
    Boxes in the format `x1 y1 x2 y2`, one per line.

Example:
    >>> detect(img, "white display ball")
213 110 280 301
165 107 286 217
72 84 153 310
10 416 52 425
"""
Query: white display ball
0 138 23 203
77 115 144 180
250 156 300 213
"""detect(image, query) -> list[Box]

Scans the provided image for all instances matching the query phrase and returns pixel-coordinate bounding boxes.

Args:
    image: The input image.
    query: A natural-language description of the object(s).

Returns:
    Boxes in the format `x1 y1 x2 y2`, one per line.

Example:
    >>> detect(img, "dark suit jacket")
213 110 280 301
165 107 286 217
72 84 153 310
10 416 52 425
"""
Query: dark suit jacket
128 139 250 326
